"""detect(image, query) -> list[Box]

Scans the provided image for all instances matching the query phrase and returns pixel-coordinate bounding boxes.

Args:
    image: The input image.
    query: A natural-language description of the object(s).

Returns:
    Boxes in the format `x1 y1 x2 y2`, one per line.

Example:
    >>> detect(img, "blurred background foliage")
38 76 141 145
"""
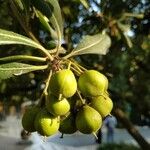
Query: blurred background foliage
0 0 149 127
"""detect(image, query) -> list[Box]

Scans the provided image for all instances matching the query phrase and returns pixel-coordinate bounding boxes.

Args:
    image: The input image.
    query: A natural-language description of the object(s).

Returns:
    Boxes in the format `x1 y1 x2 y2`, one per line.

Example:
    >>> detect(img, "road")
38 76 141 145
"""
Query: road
0 116 149 150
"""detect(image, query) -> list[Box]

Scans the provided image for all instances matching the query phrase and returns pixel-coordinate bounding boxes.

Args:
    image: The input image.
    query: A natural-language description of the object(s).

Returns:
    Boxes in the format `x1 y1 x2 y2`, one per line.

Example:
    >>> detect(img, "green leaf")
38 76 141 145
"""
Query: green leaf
0 55 46 63
117 22 133 48
80 0 89 9
0 62 48 80
31 0 52 18
22 0 31 11
123 33 133 48
31 0 63 48
35 10 57 40
68 33 111 57
46 0 63 40
0 29 45 50
123 12 144 19
15 0 24 10
22 0 31 17
117 22 130 32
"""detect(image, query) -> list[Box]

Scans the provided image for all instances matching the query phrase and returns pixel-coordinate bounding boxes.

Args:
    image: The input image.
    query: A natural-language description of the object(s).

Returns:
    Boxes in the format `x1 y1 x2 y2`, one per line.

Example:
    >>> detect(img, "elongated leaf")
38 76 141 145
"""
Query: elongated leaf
15 0 24 10
0 29 45 50
117 22 130 32
123 33 133 48
31 0 63 45
35 10 57 40
47 0 63 40
22 0 31 17
31 0 52 18
80 0 89 9
72 33 111 56
22 0 30 10
117 22 133 48
124 12 144 19
0 62 48 80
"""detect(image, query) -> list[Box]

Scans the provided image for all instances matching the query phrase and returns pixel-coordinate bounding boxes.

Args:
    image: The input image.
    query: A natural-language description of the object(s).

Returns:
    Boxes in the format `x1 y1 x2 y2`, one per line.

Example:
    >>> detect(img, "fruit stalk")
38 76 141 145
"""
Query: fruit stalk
77 90 85 105
38 70 53 107
70 66 82 76
70 59 87 71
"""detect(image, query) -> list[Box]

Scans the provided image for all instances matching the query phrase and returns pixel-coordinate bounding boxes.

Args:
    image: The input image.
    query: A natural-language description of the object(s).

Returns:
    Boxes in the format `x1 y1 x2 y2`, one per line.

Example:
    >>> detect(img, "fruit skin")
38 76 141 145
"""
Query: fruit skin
22 106 40 132
59 113 77 134
34 109 60 136
78 70 108 97
76 105 102 134
46 95 70 116
90 95 113 118
49 69 77 98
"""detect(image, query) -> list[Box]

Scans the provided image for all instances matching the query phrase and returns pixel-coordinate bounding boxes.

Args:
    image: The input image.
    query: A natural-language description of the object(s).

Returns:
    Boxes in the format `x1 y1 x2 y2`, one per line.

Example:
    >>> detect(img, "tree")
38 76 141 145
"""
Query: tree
0 0 150 149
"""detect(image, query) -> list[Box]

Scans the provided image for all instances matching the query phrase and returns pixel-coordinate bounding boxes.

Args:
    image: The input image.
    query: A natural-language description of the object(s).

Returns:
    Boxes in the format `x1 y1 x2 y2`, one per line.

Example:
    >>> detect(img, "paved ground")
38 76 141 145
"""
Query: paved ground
0 116 149 150
0 135 27 150
0 116 29 150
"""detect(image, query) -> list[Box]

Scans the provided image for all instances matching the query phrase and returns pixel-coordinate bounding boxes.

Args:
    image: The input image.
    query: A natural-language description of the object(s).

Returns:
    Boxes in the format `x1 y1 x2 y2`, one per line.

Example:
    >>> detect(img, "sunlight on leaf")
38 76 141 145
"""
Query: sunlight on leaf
15 0 24 10
0 29 45 50
80 0 89 9
46 0 63 40
0 62 48 80
72 33 111 56
117 22 133 48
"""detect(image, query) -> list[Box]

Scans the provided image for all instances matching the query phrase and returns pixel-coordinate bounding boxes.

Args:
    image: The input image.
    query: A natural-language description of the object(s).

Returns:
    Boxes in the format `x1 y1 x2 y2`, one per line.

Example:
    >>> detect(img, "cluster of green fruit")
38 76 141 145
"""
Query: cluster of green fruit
22 69 113 137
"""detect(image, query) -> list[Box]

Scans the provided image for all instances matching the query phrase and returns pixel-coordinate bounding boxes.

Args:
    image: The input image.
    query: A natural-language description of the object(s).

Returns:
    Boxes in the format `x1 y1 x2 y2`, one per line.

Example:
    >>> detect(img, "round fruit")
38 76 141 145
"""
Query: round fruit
34 109 60 136
78 70 108 97
22 105 40 132
49 69 77 98
59 113 77 134
46 95 70 116
90 95 113 118
75 105 102 134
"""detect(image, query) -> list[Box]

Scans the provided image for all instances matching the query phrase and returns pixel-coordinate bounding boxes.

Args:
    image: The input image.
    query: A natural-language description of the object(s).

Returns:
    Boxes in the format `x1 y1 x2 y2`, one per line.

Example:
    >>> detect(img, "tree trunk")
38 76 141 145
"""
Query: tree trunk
113 108 150 150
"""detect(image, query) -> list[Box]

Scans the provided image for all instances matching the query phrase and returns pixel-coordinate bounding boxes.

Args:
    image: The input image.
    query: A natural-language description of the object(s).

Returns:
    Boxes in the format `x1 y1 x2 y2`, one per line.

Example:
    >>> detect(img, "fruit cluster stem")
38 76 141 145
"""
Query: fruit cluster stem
77 90 85 105
38 70 53 107
67 61 72 70
58 94 62 101
70 62 83 73
92 132 98 140
70 66 81 76
44 70 53 96
70 59 87 71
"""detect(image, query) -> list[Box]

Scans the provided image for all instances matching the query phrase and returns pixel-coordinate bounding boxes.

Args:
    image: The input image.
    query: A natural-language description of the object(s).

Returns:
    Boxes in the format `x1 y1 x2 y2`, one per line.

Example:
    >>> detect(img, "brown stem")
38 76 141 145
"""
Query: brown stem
113 108 150 150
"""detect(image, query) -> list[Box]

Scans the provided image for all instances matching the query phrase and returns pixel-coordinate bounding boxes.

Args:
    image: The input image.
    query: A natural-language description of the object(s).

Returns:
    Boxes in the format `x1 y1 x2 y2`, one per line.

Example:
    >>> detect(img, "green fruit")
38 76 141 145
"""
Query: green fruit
22 106 40 132
90 95 113 118
46 95 70 116
59 113 77 134
76 105 102 134
78 70 108 97
34 109 60 136
49 69 77 98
